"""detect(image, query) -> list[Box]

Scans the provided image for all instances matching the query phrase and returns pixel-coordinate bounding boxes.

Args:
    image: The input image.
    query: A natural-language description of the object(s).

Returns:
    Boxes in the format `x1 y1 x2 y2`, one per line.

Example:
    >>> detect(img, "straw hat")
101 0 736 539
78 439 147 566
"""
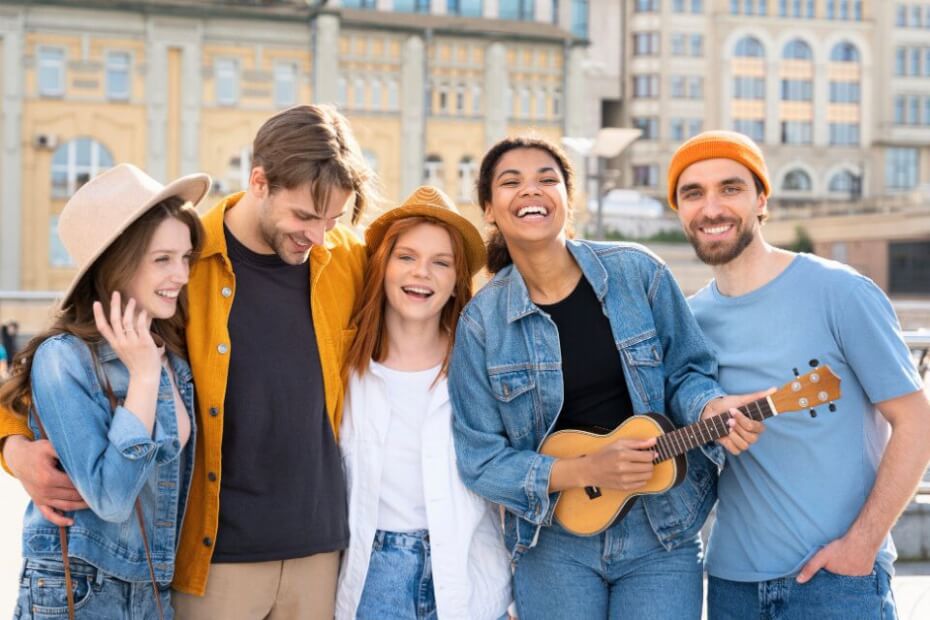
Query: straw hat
58 163 211 307
365 186 486 276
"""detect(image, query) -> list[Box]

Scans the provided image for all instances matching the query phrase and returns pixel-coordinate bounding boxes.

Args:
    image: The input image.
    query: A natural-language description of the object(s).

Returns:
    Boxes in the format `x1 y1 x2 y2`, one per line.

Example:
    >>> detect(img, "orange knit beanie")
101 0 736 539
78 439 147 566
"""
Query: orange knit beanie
666 130 771 209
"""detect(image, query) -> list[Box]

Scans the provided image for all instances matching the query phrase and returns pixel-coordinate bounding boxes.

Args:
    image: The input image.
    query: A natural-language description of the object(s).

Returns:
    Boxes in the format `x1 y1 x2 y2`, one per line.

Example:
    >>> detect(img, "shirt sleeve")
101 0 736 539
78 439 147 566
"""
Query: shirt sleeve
832 278 923 404
449 313 557 526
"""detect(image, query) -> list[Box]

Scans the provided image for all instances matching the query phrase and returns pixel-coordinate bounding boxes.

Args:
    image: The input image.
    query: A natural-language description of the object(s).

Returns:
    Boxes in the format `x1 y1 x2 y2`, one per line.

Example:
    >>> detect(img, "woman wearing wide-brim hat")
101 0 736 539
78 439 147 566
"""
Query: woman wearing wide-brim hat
335 186 513 620
0 163 210 619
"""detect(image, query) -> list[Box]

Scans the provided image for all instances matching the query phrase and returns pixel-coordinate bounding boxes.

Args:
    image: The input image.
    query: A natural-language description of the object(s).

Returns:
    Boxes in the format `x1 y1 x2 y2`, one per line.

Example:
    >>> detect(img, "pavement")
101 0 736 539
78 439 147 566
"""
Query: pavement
2 473 930 618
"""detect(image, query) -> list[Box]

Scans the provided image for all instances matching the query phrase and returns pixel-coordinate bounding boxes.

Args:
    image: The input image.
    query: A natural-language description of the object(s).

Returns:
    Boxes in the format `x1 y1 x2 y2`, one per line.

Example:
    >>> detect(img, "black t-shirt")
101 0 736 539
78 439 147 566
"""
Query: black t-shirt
212 226 348 562
537 276 635 434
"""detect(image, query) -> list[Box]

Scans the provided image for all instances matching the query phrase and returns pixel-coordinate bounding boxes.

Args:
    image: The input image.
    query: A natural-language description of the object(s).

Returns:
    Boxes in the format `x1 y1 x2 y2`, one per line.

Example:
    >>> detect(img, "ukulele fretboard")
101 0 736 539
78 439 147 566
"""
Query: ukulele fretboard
653 398 775 463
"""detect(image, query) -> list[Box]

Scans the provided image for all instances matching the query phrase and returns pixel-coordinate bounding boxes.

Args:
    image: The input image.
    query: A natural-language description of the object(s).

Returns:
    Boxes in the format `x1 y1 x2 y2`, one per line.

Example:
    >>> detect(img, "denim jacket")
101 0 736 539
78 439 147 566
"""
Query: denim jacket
449 240 725 561
22 333 195 584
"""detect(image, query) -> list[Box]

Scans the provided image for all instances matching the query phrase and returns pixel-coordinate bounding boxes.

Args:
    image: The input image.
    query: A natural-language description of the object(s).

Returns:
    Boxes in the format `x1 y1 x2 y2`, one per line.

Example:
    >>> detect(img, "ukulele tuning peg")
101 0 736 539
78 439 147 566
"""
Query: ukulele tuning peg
828 403 837 412
809 359 819 368
809 409 817 418
793 367 800 377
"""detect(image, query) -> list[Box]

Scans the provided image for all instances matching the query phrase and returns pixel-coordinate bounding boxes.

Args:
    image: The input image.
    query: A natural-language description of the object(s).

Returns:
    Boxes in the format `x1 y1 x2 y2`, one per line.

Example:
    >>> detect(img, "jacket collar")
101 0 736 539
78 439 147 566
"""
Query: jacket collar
504 239 609 323
94 341 193 386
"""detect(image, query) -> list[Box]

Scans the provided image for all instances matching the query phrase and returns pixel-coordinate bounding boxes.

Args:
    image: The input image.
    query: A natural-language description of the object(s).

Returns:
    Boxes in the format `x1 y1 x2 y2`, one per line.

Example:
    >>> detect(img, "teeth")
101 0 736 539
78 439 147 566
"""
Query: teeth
156 290 179 299
703 225 732 235
517 206 548 217
403 286 433 295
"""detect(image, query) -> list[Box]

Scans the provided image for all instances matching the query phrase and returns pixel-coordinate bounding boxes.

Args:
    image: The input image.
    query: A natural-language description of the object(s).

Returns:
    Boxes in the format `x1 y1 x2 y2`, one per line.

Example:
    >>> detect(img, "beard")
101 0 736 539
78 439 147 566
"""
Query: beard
258 202 312 265
686 217 755 266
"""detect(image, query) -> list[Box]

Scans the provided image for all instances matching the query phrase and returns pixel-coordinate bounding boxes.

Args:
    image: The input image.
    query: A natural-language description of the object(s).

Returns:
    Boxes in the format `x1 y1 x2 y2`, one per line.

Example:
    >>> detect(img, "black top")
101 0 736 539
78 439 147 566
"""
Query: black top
537 276 635 434
213 226 348 563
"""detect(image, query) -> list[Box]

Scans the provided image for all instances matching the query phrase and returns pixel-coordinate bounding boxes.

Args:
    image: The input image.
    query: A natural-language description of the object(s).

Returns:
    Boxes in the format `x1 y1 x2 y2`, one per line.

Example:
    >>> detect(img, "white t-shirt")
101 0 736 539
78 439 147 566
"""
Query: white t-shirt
373 361 440 532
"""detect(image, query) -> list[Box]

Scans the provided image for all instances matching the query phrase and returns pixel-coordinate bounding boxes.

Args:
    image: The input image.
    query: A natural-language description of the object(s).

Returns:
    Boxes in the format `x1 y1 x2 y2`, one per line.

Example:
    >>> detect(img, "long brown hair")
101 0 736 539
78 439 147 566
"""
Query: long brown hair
476 136 577 273
344 216 472 381
0 197 204 418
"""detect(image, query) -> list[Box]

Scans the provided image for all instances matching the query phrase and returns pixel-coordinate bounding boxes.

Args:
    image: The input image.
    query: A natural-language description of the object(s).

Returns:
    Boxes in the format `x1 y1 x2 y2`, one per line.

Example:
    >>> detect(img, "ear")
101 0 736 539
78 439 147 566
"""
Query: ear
482 204 495 226
756 191 767 217
249 166 269 198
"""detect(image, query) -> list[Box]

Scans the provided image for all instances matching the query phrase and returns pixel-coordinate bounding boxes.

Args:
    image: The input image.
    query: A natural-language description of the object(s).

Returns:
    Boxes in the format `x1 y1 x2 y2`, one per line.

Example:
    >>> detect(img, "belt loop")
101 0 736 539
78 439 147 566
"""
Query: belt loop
19 558 29 583
94 566 106 587
373 530 385 551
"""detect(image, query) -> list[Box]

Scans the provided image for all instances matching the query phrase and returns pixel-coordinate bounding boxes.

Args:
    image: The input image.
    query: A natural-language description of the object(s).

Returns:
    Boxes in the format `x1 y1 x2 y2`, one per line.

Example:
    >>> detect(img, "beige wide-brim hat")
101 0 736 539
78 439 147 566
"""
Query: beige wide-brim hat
365 186 486 276
58 163 212 308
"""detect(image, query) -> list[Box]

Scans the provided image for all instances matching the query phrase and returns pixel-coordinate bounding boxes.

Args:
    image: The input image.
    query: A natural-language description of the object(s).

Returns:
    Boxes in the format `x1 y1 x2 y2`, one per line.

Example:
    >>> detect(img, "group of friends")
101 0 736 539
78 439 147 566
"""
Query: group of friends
0 103 927 620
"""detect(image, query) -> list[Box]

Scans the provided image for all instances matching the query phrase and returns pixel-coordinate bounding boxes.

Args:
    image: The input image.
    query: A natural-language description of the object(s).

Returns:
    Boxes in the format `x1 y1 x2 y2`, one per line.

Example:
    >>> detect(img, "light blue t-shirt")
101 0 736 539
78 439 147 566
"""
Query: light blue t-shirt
690 253 923 582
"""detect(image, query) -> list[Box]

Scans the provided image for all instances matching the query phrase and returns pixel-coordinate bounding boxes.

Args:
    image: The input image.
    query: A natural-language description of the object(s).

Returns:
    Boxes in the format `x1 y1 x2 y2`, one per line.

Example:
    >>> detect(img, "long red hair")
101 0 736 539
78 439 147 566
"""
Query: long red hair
344 216 473 380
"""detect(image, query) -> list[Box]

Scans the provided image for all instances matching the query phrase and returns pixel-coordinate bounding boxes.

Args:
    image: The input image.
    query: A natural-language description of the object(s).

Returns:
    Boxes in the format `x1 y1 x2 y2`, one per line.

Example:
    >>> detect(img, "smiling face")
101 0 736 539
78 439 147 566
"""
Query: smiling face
122 217 194 320
383 222 458 328
257 181 353 265
484 147 570 251
675 158 766 266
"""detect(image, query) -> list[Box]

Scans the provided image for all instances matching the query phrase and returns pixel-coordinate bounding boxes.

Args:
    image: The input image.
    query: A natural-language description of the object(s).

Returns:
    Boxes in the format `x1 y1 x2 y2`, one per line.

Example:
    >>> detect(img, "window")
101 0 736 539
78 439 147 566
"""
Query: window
274 62 297 107
337 78 348 108
519 87 531 117
781 79 812 101
829 123 859 146
925 96 930 125
734 36 765 58
458 156 477 201
671 33 686 56
387 79 399 110
215 58 239 105
896 5 907 26
688 76 703 99
925 49 930 76
908 95 921 124
343 0 377 6
447 0 482 16
889 241 930 295
571 0 589 38
471 84 482 114
828 170 859 196
370 79 382 110
105 52 131 100
424 154 444 188
830 42 860 63
673 0 686 11
692 0 703 11
633 164 659 187
911 4 922 26
535 88 546 118
670 119 686 141
633 74 660 98
781 121 812 144
671 76 686 98
500 0 535 19
50 138 114 199
632 117 659 140
552 88 562 117
895 47 907 76
829 81 860 103
690 34 703 57
734 76 765 99
394 0 430 12
634 0 658 12
688 119 703 137
910 48 921 75
38 47 65 97
782 39 812 60
733 119 765 141
783 169 812 191
894 96 906 124
886 148 919 190
633 33 660 56
354 78 366 109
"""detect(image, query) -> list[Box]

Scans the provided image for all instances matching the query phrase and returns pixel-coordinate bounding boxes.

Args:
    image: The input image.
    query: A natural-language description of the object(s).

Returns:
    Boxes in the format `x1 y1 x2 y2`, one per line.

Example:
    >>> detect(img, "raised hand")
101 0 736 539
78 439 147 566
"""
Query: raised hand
92 291 161 382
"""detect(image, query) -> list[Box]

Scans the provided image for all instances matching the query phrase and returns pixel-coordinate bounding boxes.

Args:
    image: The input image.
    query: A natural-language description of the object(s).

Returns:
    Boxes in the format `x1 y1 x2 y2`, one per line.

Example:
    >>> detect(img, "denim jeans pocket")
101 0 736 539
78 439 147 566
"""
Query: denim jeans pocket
25 568 96 617
820 568 879 594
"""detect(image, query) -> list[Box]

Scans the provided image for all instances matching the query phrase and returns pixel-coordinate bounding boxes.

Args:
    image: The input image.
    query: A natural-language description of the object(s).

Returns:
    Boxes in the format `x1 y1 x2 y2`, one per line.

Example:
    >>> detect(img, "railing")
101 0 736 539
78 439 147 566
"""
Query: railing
904 331 930 496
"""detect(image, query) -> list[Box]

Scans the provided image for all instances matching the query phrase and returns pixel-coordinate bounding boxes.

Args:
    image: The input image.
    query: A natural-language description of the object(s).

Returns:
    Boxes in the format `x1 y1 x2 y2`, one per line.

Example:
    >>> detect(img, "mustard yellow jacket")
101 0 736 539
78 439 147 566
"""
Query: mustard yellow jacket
0 192 367 595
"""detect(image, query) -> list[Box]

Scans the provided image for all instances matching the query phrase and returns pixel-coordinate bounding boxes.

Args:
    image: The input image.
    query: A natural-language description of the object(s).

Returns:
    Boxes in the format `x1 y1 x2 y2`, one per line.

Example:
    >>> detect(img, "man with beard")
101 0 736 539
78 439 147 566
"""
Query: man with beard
668 130 930 619
0 104 375 618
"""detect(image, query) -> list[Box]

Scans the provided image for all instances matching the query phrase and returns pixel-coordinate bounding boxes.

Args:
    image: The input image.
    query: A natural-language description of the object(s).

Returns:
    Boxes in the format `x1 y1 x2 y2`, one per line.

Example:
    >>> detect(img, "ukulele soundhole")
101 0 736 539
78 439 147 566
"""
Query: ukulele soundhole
585 486 602 500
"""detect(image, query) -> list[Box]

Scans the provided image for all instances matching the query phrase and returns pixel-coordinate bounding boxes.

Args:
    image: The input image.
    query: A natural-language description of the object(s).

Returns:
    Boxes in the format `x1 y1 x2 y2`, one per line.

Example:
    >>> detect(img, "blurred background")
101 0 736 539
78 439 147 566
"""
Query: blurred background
0 0 927 615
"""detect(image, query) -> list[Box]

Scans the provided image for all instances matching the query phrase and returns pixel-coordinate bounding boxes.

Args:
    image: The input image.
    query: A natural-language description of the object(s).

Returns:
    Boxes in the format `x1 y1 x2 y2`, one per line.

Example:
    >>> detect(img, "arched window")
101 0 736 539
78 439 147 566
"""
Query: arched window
783 169 812 191
830 41 860 63
458 156 477 201
220 146 252 194
828 170 858 196
782 39 812 60
424 154 444 189
734 36 765 58
51 138 114 198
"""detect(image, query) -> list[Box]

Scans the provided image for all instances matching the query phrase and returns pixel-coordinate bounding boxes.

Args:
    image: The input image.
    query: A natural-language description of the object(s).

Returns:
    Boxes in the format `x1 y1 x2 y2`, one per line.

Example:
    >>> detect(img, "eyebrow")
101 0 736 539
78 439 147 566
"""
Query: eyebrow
293 207 346 220
148 248 190 255
395 245 454 259
679 177 750 195
495 166 558 181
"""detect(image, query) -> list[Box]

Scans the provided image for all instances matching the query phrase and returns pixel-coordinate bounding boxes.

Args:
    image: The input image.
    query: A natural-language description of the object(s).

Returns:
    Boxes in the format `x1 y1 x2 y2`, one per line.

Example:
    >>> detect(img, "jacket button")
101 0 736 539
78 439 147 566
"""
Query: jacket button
208 472 217 482
203 537 212 547
217 343 228 354
209 407 219 417
221 287 232 298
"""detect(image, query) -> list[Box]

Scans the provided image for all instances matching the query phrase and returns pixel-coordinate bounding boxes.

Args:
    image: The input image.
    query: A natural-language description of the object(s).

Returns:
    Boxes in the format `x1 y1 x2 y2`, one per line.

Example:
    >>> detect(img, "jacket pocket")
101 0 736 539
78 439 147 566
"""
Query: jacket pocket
488 368 536 439
621 335 664 404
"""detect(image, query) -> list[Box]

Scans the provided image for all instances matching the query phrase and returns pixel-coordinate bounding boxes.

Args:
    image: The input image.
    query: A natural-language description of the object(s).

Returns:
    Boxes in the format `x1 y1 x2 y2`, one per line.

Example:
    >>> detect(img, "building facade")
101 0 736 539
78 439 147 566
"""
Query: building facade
0 0 592 294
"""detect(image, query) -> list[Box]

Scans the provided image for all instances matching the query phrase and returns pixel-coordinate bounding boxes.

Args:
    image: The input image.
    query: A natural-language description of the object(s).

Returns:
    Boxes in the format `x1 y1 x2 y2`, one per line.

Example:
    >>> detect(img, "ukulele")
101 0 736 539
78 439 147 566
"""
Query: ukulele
540 363 842 536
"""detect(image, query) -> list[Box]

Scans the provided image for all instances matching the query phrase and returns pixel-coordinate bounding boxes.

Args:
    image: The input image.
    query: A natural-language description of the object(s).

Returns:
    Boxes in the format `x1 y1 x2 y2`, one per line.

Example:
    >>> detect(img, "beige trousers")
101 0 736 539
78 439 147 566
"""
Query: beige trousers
172 551 340 620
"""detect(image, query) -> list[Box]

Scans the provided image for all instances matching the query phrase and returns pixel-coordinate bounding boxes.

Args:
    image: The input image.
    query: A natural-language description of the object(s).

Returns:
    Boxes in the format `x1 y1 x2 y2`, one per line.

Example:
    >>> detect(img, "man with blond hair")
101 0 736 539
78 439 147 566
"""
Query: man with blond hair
0 104 375 618
668 130 930 619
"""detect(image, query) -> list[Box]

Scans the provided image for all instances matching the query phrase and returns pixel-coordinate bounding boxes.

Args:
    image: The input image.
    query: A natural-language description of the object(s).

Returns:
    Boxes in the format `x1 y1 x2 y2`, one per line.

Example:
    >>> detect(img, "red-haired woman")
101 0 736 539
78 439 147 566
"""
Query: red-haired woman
335 187 512 620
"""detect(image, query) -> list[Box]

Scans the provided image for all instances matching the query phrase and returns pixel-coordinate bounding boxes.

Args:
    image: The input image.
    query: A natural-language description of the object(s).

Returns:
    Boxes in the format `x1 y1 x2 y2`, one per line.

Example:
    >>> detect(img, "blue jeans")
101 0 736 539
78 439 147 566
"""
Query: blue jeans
356 530 437 620
14 558 173 619
513 502 703 620
708 565 897 620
